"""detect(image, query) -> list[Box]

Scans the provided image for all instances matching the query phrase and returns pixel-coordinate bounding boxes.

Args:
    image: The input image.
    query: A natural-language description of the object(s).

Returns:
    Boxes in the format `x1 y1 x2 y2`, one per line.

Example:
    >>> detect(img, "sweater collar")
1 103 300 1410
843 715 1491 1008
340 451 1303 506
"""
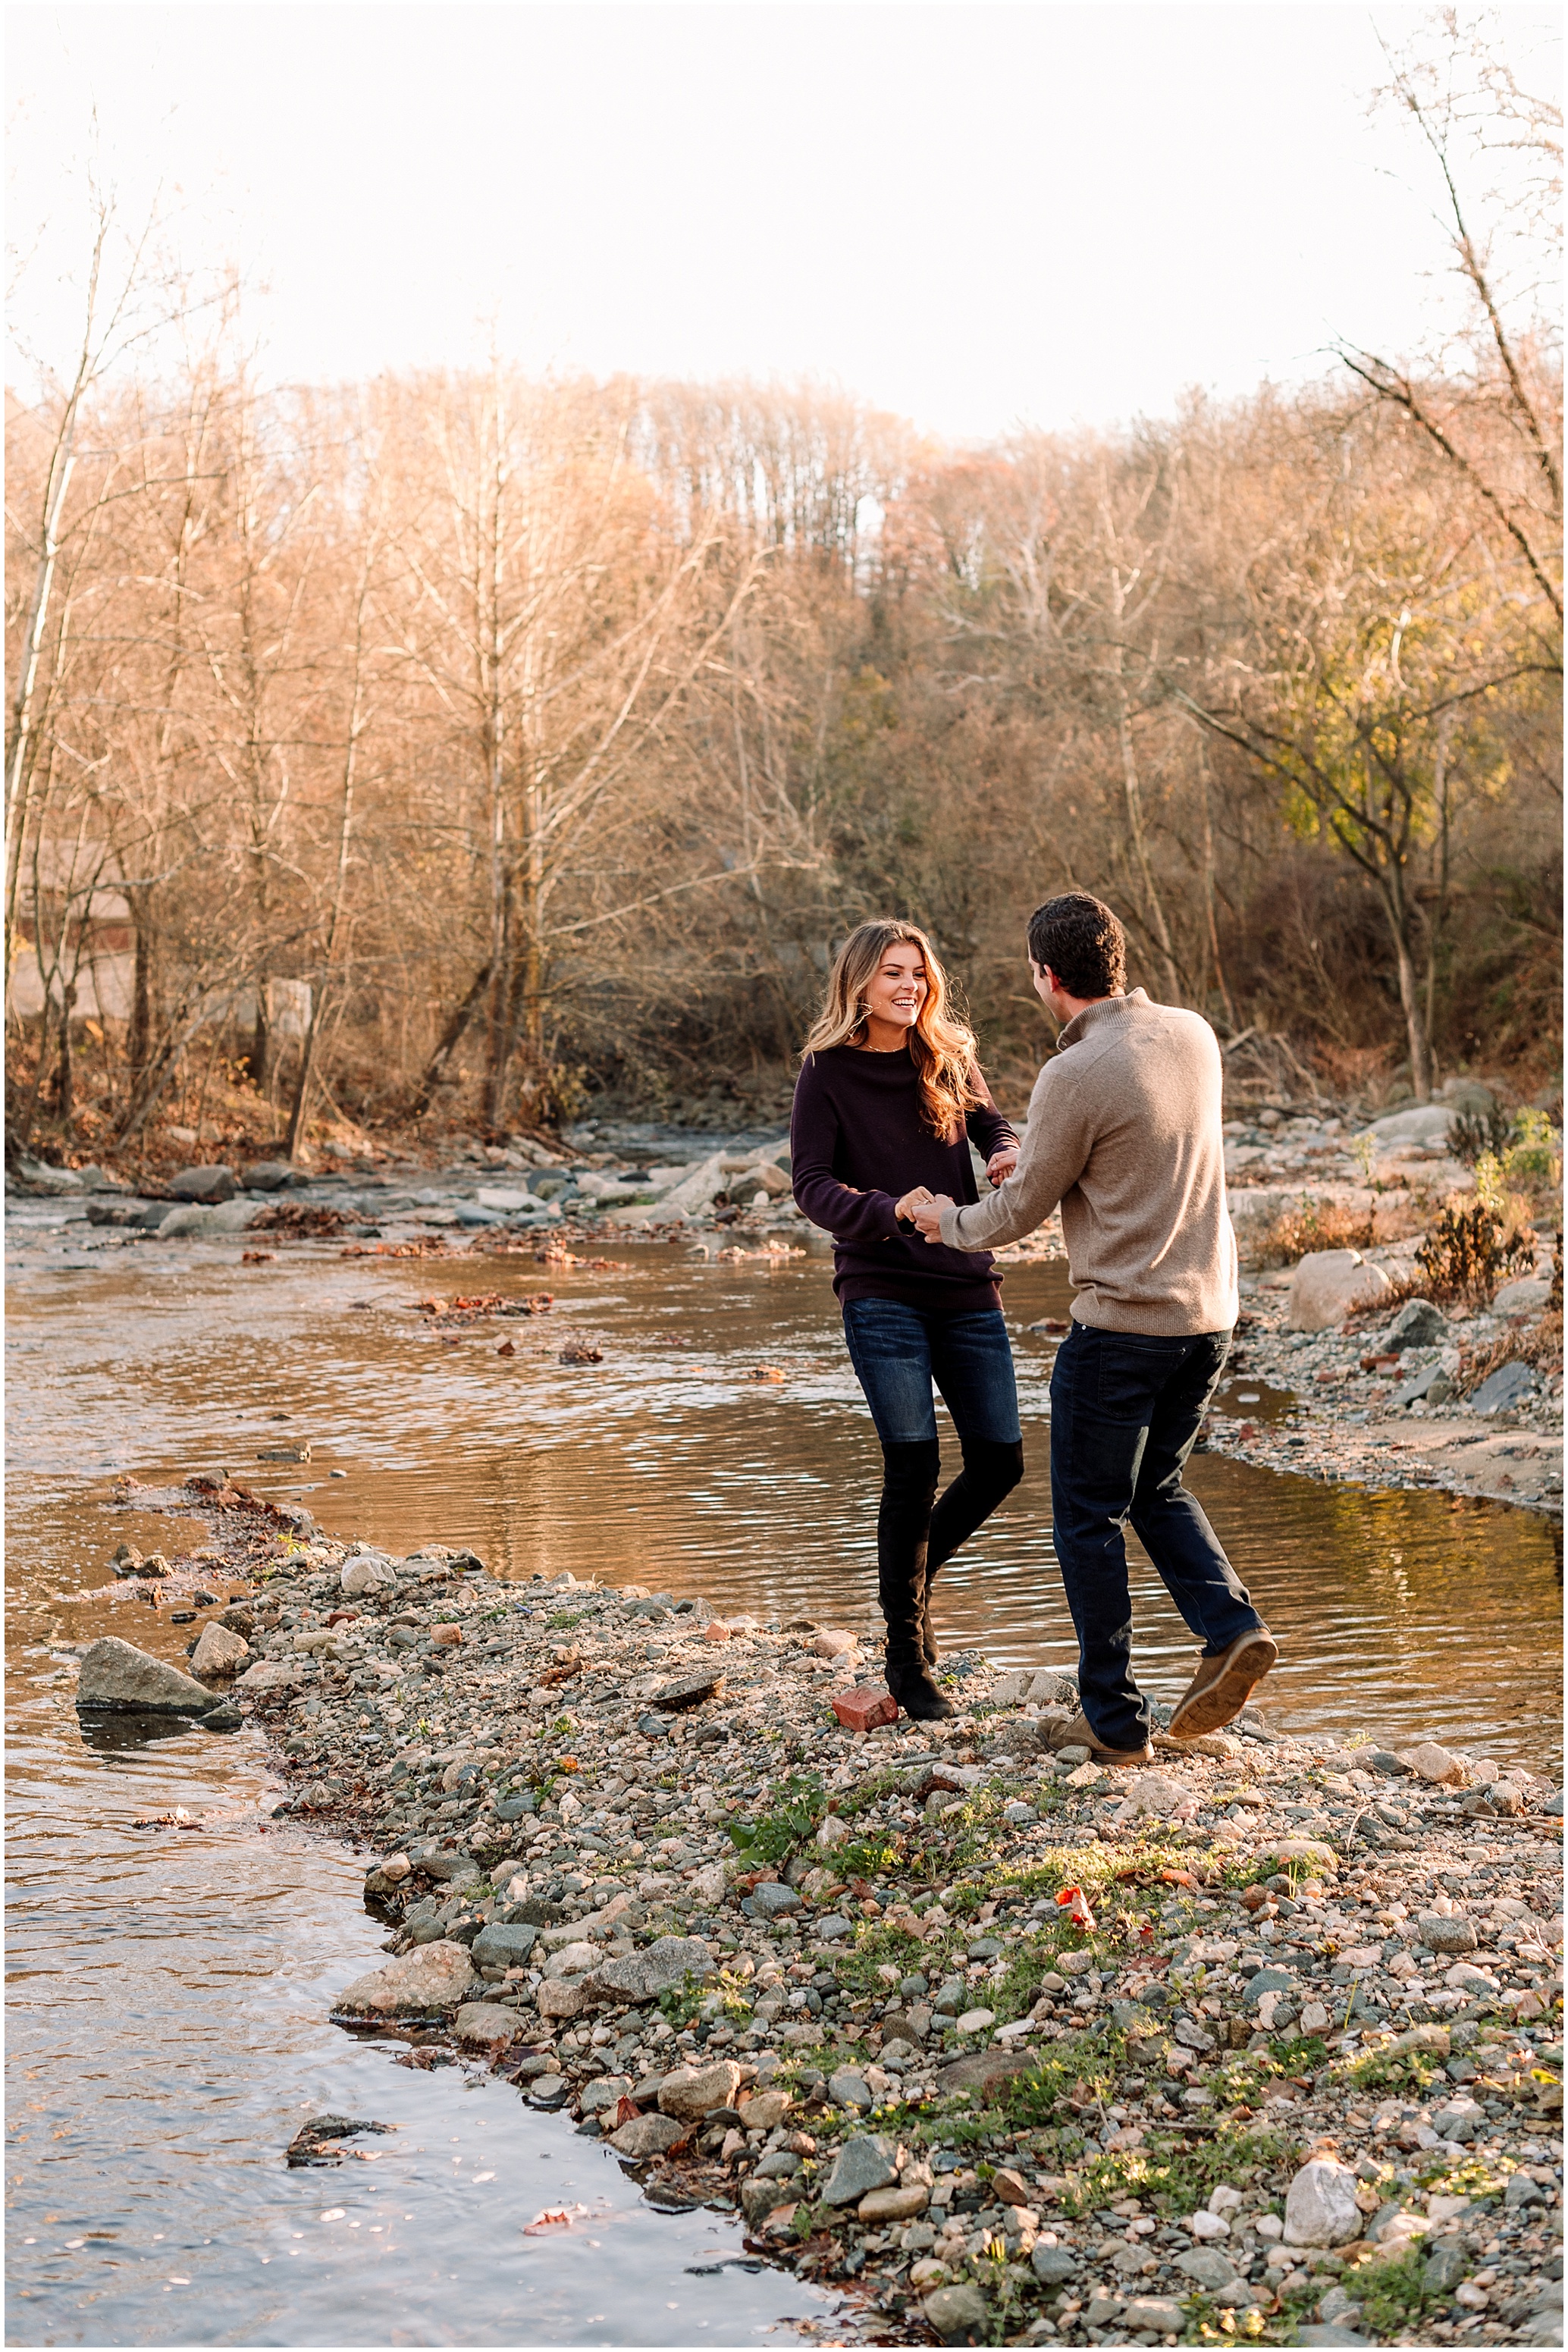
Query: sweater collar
1057 987 1148 1050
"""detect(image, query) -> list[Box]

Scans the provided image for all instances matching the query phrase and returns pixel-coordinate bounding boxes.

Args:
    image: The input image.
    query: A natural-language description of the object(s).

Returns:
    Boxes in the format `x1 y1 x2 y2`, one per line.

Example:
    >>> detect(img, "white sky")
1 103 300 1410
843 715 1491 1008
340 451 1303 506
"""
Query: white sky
6 2 1562 441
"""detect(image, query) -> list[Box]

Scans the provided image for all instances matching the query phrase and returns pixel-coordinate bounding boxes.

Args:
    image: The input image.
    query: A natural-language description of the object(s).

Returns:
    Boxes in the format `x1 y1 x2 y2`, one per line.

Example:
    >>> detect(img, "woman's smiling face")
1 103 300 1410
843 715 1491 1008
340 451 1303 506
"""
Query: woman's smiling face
861 942 928 1033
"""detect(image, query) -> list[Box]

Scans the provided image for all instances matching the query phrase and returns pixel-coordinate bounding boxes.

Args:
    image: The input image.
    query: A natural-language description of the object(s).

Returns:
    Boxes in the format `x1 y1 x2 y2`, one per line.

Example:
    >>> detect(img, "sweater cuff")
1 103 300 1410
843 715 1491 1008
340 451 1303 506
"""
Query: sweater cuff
939 1202 973 1250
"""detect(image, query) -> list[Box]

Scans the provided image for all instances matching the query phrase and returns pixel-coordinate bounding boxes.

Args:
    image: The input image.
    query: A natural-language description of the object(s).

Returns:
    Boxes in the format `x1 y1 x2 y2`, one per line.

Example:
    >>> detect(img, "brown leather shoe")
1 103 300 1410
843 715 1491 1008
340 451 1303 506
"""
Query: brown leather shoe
1167 1629 1278 1739
1043 1709 1153 1767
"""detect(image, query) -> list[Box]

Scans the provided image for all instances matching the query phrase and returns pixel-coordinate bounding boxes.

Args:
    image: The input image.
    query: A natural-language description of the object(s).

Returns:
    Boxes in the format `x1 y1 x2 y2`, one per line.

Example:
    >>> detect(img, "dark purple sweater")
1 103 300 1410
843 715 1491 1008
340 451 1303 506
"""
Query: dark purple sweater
790 1044 1018 1312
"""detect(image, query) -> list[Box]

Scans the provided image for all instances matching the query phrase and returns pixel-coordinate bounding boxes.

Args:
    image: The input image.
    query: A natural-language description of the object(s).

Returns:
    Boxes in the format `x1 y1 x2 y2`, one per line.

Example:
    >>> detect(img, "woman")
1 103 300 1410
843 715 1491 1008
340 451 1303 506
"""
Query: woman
791 920 1024 1721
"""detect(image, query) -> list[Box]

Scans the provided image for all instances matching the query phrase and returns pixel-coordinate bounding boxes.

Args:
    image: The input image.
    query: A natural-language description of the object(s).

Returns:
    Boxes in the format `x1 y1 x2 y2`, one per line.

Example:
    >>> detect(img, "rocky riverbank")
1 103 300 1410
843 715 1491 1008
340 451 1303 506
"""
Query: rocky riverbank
73 1478 1565 2350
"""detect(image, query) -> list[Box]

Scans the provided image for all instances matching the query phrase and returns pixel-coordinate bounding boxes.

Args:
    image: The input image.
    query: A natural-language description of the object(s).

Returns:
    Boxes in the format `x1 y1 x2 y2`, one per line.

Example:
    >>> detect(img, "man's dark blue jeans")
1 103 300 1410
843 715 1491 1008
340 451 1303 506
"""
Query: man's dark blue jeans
1049 1320 1265 1751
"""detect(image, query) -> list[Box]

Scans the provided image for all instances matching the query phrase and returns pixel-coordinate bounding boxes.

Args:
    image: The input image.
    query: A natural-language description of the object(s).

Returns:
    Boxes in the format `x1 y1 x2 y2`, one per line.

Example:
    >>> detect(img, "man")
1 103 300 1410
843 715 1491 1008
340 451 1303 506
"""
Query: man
911 890 1276 1764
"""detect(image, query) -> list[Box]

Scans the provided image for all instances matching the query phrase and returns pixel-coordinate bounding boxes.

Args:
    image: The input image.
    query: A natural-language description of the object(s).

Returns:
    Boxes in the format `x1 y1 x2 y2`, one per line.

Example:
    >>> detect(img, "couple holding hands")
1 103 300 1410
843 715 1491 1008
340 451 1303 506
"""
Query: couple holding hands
789 891 1278 1760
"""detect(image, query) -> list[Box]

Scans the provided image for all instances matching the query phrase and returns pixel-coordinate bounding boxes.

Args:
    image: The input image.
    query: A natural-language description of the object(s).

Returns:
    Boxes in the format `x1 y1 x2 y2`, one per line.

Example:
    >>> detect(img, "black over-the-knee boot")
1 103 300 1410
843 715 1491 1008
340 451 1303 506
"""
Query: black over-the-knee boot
920 1435 1025 1664
876 1438 952 1720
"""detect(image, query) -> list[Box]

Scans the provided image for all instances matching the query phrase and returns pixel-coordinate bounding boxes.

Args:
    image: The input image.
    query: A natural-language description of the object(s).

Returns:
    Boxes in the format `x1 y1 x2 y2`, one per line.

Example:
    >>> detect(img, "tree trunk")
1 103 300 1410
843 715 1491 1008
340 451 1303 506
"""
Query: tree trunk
1196 739 1236 1030
1381 885 1433 1102
412 962 493 1121
52 980 76 1124
127 899 158 1083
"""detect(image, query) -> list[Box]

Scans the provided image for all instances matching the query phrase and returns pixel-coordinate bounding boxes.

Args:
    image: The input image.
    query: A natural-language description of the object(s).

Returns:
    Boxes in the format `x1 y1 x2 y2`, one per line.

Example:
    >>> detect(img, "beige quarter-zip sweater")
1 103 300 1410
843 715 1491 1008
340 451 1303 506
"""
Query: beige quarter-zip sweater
938 989 1237 1336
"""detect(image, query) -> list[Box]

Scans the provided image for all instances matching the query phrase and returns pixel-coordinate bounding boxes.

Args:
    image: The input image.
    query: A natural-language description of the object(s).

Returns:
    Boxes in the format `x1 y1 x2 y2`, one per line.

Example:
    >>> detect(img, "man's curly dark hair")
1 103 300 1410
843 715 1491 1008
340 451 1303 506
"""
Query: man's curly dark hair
1027 892 1127 1000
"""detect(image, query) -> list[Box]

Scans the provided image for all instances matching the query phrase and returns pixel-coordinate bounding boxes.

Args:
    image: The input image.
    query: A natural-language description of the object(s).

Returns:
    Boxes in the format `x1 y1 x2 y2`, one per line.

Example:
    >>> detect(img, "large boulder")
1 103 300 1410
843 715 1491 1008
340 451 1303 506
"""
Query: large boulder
591 1934 713 2005
241 1160 295 1190
1284 2156 1363 2247
1287 1250 1393 1331
76 1636 224 1714
334 1939 475 2017
1492 1275 1551 1317
168 1164 237 1202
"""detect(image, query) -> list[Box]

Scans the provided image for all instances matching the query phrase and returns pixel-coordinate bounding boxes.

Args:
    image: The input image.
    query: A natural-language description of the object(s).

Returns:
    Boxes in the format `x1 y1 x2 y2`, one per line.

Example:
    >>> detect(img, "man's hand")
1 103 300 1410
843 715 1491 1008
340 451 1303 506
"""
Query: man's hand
911 1193 954 1242
986 1146 1019 1187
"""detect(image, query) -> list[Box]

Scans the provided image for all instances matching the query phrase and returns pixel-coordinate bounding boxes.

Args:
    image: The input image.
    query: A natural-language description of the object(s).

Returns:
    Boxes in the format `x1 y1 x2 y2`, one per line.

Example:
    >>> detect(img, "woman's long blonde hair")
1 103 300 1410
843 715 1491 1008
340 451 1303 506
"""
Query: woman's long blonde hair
802 919 982 1140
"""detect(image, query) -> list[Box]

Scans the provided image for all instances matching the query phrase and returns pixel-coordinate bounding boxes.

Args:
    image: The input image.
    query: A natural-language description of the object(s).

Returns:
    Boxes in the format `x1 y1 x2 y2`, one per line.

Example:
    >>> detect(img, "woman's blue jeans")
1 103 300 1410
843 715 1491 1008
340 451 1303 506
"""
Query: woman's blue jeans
842 1299 1024 1661
842 1299 1022 1447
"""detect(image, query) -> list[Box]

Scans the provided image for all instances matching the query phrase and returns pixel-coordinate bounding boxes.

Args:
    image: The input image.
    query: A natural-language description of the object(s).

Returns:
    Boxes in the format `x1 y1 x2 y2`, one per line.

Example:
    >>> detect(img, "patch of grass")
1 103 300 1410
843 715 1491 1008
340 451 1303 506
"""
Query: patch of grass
1352 2244 1444 2340
1340 2044 1443 2096
726 1771 825 1867
547 1609 586 1628
1058 2121 1290 2219
657 1968 717 2031
835 1922 930 1993
1252 1196 1374 1269
1414 2151 1511 2202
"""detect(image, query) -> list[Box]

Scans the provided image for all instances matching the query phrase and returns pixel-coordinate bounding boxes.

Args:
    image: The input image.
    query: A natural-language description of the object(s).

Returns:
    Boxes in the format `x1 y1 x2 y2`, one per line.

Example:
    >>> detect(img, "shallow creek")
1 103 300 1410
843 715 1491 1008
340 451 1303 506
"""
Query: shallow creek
6 1231 1562 2344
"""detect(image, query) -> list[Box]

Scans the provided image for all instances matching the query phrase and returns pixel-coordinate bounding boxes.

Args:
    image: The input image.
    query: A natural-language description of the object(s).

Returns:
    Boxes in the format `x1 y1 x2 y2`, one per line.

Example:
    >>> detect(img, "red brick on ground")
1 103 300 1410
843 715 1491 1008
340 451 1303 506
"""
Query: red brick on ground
831 1685 898 1732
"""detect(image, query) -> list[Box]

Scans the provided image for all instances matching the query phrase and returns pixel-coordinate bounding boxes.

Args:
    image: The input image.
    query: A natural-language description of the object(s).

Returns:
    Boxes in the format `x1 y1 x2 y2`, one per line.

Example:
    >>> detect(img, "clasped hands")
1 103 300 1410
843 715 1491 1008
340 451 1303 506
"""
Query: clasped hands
895 1145 1017 1242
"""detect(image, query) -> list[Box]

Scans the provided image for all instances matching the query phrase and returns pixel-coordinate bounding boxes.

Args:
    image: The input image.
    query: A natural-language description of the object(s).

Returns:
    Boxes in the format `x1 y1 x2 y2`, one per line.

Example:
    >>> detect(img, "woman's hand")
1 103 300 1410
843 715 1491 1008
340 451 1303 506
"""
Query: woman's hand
895 1186 934 1223
986 1146 1019 1187
911 1193 953 1240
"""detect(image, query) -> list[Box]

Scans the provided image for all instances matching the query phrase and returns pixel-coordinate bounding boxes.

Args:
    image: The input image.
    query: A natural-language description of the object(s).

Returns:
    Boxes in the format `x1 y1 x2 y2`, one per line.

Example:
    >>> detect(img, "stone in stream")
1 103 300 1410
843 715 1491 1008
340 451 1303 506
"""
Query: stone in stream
168 1164 237 1202
155 1199 262 1239
451 2002 518 2049
609 2112 687 2158
334 1939 476 2017
76 1636 224 1715
241 1160 295 1190
284 2112 393 2166
190 1622 249 1679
